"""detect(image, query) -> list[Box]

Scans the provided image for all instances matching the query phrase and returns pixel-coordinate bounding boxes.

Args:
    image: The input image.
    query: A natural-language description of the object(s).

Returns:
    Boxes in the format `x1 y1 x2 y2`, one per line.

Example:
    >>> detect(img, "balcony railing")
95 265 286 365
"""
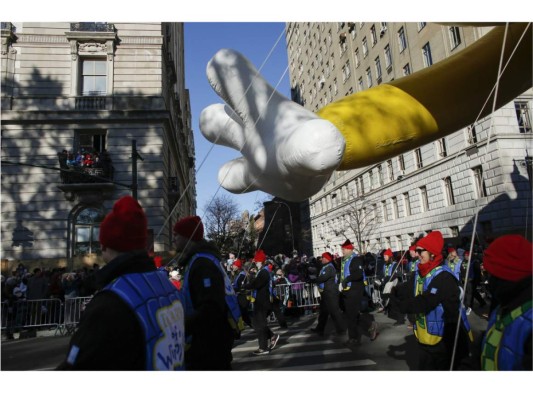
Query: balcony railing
70 23 115 33
57 152 114 184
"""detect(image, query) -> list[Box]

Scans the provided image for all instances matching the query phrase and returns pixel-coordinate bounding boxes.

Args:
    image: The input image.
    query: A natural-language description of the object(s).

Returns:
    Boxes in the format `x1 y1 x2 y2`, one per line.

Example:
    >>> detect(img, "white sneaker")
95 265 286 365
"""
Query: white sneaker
466 307 472 316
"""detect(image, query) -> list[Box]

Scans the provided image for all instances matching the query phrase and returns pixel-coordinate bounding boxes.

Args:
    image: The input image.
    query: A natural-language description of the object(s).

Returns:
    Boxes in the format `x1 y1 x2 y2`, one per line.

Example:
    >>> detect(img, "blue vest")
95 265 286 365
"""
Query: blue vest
413 265 473 346
182 252 244 340
318 263 338 291
383 261 397 277
444 257 462 280
481 300 532 370
409 259 420 273
232 271 246 291
104 269 185 370
341 254 366 291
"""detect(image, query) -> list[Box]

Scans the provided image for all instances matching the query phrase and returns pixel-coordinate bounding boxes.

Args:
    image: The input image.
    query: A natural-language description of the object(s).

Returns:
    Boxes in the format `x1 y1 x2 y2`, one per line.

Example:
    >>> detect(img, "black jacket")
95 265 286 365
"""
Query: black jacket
57 250 156 370
316 263 338 294
243 266 272 311
179 240 234 370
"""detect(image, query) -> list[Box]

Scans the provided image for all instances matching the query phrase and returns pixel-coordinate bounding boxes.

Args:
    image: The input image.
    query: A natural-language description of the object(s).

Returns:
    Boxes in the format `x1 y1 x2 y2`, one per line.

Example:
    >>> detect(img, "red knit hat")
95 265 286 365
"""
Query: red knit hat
173 216 204 242
383 248 393 257
233 259 242 269
321 252 333 262
341 239 354 250
483 235 533 282
254 249 267 263
416 231 444 256
409 245 416 251
447 247 456 253
99 196 147 252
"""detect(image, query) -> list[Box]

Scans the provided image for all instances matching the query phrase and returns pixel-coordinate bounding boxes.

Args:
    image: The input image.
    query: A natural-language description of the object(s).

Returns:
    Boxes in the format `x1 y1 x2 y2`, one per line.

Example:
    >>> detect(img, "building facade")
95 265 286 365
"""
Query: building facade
1 22 196 269
285 22 532 256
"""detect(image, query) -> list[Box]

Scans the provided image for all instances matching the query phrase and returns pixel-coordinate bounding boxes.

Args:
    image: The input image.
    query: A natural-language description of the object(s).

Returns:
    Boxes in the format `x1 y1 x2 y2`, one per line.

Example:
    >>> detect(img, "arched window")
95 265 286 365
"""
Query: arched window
74 207 104 255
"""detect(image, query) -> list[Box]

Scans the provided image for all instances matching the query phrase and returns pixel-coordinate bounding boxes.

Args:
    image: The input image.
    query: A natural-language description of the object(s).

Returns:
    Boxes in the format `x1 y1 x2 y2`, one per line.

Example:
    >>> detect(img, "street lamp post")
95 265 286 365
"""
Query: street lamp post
266 200 295 253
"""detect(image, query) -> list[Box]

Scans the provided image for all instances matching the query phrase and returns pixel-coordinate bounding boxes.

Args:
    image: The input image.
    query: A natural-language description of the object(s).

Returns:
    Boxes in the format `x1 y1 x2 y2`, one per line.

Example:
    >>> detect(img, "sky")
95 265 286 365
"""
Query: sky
184 23 291 216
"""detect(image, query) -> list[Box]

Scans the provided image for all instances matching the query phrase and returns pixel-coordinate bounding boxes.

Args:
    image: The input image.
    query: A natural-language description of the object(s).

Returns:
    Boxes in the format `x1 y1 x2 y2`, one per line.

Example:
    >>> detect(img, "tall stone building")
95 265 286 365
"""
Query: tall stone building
1 22 196 269
285 22 532 256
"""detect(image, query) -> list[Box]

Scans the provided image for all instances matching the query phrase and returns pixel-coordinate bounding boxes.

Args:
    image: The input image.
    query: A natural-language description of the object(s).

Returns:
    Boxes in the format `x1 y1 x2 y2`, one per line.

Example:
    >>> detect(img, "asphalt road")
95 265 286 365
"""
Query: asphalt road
1 307 489 371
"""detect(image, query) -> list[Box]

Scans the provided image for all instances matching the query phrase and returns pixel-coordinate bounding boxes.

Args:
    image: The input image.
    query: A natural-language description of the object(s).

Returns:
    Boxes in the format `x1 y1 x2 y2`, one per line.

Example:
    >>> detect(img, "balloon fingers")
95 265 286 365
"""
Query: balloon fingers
200 103 245 151
218 157 259 194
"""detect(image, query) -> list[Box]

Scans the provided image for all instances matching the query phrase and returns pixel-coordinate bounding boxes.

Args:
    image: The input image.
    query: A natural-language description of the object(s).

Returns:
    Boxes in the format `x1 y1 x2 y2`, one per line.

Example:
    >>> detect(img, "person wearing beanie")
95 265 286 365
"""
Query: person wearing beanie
232 259 252 329
407 245 420 275
476 235 532 370
339 239 377 346
310 252 349 338
242 249 281 355
57 196 185 371
172 215 243 370
390 230 472 370
376 248 399 313
444 247 462 281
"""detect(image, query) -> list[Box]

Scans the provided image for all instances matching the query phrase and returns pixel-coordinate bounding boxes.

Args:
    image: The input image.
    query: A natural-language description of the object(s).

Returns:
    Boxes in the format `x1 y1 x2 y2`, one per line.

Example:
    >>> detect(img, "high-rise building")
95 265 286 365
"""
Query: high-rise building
1 22 196 269
285 22 532 256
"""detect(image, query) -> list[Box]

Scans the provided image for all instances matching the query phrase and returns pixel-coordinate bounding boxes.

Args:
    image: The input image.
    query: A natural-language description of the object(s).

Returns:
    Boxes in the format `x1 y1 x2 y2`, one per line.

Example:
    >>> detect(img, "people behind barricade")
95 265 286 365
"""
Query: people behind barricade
390 230 472 370
376 248 398 313
57 195 185 370
173 215 241 370
243 249 280 356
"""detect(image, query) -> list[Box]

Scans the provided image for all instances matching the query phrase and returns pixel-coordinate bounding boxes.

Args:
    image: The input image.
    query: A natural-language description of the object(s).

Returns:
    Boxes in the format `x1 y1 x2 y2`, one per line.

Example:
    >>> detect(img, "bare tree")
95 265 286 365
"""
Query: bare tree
203 194 242 253
330 196 381 254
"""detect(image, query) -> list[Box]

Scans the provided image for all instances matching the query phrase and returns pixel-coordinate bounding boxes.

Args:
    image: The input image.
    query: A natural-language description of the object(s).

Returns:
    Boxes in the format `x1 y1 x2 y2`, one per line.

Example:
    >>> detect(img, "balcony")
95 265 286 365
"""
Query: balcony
70 23 115 33
57 151 115 202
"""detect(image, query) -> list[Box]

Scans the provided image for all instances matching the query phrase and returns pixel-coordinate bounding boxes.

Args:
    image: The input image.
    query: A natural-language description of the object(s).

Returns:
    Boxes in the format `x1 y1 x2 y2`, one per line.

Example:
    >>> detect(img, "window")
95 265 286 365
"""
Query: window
378 165 384 185
369 170 374 189
379 23 388 37
449 26 462 49
403 63 411 76
415 148 423 169
74 207 105 256
340 39 348 55
76 129 106 153
375 56 382 82
403 192 411 216
333 78 338 95
387 159 394 181
358 77 364 92
392 196 399 219
382 201 388 221
370 25 378 46
417 22 426 31
472 166 487 198
437 138 447 157
422 42 433 67
398 27 407 53
342 60 351 82
384 44 392 69
81 59 107 96
366 67 373 87
450 226 459 237
444 177 455 206
419 186 429 212
398 154 405 172
362 37 368 57
515 101 532 133
354 48 360 67
466 124 478 144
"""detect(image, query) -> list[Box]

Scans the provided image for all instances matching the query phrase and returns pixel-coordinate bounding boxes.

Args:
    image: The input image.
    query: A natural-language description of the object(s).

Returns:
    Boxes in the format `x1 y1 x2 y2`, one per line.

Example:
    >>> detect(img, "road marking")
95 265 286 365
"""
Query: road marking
233 348 352 363
267 359 376 371
233 339 334 353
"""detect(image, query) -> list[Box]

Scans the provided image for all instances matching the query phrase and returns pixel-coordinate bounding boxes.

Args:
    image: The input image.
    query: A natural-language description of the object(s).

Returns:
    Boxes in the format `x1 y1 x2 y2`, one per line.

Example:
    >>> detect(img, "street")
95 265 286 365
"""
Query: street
1 308 489 371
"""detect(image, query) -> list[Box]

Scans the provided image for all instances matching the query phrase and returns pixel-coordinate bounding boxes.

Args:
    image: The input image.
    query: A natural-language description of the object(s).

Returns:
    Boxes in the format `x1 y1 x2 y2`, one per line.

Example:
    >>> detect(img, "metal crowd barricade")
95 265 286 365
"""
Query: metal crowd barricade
1 296 93 337
57 296 93 335
0 298 63 332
